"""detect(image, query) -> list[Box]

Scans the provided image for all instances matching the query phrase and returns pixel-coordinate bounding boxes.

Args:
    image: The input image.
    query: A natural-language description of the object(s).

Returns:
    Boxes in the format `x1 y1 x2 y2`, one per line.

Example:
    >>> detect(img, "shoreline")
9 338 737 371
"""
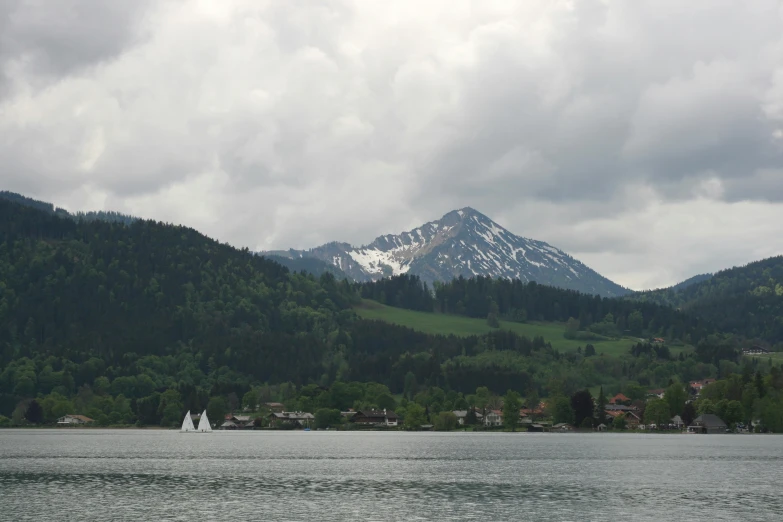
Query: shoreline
1 426 771 434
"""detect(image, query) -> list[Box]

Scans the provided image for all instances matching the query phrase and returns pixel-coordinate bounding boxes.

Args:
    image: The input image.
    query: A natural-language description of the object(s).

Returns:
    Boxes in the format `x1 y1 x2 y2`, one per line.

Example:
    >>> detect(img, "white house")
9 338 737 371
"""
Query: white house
484 410 502 427
57 415 94 425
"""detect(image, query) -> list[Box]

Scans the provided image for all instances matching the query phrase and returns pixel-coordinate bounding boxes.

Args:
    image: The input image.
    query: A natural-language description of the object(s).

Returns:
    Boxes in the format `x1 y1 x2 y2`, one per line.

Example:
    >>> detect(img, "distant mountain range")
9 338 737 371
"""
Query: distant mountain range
263 207 630 297
263 254 348 279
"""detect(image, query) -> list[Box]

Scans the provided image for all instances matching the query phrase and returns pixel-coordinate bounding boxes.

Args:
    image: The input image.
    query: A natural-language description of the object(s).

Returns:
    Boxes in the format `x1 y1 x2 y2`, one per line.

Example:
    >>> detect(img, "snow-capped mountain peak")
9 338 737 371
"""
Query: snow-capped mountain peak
262 208 628 297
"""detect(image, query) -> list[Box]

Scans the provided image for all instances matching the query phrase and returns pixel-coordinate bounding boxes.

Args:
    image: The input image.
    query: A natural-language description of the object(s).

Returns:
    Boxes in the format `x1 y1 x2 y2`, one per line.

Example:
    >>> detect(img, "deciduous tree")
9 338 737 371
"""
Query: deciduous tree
434 411 458 431
664 383 687 420
644 399 670 428
502 390 522 431
314 408 341 429
206 396 228 429
403 403 427 431
551 396 574 425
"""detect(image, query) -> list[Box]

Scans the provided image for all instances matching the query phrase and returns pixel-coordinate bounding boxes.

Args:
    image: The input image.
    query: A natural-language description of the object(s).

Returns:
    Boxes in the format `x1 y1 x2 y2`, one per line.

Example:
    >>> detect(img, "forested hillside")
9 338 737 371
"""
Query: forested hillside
0 198 757 427
0 199 361 418
0 199 591 424
359 274 713 344
631 257 783 344
670 273 713 292
0 190 136 225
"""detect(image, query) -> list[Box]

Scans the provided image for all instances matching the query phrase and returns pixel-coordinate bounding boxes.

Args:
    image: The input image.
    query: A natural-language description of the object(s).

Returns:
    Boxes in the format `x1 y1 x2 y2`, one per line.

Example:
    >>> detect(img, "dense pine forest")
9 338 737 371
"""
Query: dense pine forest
360 270 783 348
358 274 714 343
0 190 137 225
0 196 775 427
630 256 783 344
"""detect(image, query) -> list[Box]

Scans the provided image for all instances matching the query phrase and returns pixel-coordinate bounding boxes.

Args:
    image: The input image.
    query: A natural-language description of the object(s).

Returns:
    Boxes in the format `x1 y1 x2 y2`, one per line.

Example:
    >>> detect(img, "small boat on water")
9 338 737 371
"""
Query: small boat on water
181 410 212 433
197 409 212 433
181 410 195 432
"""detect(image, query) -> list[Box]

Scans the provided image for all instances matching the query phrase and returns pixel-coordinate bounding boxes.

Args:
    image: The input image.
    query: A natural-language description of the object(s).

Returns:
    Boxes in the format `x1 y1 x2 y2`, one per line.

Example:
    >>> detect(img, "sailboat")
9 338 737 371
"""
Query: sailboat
197 409 212 433
181 410 196 432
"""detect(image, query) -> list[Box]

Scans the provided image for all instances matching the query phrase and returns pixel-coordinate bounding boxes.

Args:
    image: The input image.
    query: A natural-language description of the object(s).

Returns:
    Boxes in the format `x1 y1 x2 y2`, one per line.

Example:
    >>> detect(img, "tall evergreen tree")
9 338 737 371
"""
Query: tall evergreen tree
594 386 607 423
570 389 594 428
24 400 43 424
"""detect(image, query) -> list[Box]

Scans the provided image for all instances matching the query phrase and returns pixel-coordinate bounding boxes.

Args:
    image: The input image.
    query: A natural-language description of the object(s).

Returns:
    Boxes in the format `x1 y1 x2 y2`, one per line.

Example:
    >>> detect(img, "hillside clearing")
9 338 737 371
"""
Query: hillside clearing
354 300 667 356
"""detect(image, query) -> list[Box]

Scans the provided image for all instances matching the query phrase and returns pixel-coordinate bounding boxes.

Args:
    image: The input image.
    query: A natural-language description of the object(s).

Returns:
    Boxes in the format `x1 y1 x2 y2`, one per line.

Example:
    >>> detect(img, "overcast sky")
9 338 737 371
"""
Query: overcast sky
2 1 782 290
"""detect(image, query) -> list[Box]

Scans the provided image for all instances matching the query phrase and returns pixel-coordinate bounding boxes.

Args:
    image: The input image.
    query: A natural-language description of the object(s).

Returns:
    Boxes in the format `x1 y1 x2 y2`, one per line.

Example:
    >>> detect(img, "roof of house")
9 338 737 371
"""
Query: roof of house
452 410 468 418
691 414 727 428
288 412 315 420
353 409 398 420
609 393 631 404
63 414 94 422
553 423 572 428
269 411 315 420
605 404 633 411
607 410 640 420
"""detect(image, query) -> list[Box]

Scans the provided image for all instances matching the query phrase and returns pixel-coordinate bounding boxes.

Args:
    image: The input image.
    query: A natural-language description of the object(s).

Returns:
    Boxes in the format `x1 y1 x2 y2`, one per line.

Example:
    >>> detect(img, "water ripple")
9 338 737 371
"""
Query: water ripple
1 430 782 521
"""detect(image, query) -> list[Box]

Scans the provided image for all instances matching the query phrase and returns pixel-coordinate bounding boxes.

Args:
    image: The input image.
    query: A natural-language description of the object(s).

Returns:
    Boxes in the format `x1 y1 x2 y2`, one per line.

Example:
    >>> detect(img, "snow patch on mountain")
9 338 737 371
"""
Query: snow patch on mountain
348 247 411 277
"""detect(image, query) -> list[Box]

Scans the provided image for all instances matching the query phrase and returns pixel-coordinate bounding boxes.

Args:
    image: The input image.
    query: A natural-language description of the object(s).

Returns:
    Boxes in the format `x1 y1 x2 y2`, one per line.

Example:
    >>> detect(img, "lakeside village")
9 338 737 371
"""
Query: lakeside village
55 377 763 434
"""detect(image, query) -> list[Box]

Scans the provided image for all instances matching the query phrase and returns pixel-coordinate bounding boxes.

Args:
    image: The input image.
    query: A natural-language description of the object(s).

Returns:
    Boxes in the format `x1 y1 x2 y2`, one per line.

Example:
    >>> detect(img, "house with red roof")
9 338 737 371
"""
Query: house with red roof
609 393 631 405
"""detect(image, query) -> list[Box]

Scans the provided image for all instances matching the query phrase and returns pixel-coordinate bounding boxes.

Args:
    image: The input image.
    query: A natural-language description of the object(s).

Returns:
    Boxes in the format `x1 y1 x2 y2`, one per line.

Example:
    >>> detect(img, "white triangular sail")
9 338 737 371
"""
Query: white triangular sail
181 410 195 432
197 409 212 432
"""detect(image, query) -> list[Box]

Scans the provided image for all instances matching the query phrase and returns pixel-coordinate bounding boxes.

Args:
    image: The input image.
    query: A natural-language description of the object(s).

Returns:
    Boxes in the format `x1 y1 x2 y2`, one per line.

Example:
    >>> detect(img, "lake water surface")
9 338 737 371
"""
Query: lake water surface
0 429 781 521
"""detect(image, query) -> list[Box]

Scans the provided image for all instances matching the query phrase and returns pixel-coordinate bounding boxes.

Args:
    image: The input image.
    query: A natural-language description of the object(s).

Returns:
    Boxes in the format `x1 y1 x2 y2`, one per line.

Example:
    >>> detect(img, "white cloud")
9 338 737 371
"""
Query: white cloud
568 198 783 290
1 0 783 290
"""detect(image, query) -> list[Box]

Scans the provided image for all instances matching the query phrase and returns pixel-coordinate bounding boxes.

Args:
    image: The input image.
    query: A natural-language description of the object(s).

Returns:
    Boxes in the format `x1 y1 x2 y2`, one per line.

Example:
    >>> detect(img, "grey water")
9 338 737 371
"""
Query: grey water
0 430 781 521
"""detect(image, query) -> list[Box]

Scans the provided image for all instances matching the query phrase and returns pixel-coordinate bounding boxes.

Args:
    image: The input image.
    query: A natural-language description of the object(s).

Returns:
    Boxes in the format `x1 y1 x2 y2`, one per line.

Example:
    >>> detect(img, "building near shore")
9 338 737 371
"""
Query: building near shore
57 415 94 425
688 414 727 434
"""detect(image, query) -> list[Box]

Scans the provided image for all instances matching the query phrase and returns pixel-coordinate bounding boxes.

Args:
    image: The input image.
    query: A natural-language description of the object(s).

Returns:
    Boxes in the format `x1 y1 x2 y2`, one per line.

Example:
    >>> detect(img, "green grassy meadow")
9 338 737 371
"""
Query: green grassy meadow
355 300 643 356
748 352 783 363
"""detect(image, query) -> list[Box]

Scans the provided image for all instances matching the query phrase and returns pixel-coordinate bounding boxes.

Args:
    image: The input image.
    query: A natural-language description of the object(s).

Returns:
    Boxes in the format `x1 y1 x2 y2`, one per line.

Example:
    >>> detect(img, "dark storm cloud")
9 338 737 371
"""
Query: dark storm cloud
0 1 150 87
